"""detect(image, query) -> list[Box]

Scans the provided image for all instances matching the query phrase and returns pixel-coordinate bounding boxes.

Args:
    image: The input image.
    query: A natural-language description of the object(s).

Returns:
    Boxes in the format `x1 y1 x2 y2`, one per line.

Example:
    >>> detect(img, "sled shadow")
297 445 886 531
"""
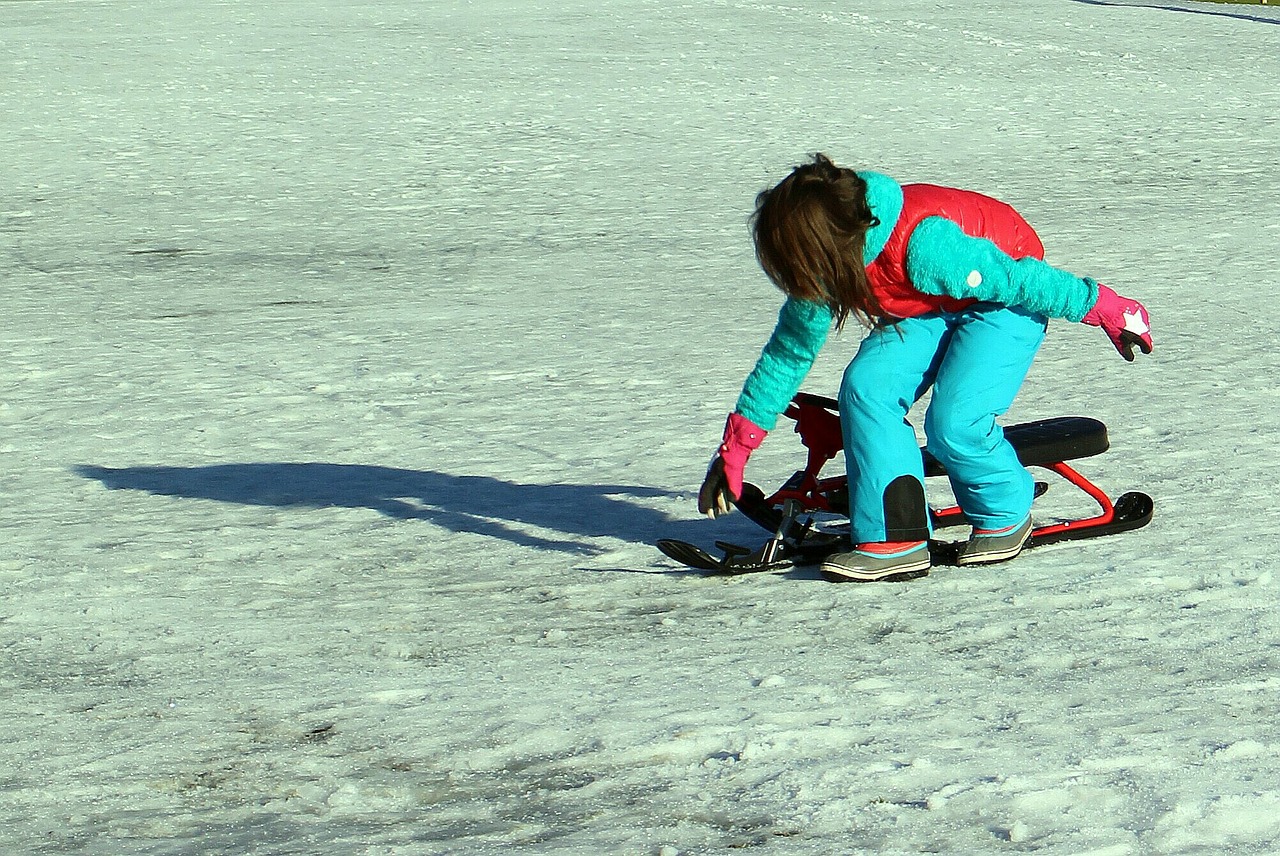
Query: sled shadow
74 462 715 556
1067 0 1280 25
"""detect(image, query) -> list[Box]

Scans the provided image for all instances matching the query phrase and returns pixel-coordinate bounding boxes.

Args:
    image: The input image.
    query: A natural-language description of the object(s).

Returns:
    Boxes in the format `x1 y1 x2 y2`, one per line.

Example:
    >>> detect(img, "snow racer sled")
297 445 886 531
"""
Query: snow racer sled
657 392 1153 578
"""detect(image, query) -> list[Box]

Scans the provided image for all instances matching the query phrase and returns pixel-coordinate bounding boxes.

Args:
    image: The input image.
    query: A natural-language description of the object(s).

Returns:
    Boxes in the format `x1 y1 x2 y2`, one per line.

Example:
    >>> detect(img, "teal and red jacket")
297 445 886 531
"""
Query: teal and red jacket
734 171 1101 430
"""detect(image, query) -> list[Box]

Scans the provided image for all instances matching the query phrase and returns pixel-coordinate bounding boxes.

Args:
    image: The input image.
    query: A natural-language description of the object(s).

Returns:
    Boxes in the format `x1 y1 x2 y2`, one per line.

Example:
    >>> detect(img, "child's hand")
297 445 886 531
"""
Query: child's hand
1082 284 1152 361
697 413 767 517
698 458 736 518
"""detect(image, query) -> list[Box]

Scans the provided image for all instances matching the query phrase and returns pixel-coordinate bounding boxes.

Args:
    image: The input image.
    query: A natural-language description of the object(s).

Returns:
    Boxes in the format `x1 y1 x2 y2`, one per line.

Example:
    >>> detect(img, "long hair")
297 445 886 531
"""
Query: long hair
751 153 882 330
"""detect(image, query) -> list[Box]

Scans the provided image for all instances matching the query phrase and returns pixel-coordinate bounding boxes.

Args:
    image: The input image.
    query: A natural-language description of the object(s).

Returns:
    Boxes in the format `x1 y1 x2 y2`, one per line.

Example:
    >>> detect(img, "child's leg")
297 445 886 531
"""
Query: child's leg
923 305 1048 531
839 315 949 543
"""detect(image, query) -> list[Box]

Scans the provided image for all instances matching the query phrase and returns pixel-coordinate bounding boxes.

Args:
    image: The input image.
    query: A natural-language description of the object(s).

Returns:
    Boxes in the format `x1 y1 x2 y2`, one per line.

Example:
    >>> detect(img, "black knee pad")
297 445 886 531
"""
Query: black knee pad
883 475 930 541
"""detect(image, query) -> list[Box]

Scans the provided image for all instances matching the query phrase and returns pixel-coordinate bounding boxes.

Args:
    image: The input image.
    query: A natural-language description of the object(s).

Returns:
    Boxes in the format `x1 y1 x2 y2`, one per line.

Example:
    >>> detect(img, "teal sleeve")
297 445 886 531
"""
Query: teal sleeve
905 216 1100 322
734 298 833 431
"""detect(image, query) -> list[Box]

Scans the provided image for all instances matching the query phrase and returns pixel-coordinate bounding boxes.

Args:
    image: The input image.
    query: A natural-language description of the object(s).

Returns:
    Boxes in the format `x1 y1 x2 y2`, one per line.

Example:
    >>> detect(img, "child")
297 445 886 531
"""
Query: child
699 154 1152 582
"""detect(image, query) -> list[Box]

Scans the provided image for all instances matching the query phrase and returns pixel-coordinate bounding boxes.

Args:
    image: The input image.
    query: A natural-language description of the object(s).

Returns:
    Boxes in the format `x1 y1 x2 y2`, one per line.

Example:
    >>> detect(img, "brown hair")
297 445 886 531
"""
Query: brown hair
751 153 882 330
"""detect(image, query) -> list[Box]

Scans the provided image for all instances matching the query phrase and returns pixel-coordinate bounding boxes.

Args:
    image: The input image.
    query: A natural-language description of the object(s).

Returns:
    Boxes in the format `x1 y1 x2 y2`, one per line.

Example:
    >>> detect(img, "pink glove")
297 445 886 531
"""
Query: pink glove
1082 284 1153 361
698 413 767 518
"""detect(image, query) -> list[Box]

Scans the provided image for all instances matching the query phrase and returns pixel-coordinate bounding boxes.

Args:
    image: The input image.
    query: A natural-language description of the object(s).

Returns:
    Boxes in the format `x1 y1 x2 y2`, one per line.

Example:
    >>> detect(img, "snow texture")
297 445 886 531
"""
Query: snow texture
2 0 1279 853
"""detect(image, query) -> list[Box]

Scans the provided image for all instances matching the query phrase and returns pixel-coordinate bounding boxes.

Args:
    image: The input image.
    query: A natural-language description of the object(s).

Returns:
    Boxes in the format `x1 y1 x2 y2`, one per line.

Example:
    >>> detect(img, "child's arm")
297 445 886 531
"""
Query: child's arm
699 298 832 517
733 297 833 430
904 216 1098 320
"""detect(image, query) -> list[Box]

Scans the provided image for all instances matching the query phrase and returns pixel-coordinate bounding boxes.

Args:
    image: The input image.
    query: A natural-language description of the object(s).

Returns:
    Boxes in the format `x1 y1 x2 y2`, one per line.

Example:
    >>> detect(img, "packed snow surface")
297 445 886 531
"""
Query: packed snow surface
3 0 1280 853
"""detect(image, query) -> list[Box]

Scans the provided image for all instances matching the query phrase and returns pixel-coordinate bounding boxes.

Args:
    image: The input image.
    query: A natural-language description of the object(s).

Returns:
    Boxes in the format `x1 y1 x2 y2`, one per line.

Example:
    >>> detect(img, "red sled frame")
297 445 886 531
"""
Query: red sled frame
740 392 1153 549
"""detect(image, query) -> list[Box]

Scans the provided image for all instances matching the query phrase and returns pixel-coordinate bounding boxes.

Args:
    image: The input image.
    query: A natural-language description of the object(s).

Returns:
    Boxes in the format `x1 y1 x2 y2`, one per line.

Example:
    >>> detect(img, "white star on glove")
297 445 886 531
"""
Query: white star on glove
1122 309 1150 336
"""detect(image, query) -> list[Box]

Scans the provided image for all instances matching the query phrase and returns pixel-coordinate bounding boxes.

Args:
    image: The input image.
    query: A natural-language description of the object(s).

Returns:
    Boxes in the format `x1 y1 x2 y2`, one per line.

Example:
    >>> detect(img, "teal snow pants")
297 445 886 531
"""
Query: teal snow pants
839 303 1048 543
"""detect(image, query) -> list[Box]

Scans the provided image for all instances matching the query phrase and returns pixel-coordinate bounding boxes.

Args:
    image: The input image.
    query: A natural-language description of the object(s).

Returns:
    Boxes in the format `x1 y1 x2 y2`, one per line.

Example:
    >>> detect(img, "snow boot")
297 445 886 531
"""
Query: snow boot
821 542 931 583
956 516 1033 566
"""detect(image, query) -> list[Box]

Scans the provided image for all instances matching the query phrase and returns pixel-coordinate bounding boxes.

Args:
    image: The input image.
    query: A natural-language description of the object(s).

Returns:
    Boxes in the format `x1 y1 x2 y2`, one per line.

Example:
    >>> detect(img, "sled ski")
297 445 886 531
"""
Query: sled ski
657 498 844 575
658 393 1154 576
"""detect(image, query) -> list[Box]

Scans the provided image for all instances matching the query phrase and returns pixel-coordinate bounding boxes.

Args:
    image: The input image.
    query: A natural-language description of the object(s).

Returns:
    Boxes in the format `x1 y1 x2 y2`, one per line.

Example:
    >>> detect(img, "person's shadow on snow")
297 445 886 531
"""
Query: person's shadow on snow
74 463 723 556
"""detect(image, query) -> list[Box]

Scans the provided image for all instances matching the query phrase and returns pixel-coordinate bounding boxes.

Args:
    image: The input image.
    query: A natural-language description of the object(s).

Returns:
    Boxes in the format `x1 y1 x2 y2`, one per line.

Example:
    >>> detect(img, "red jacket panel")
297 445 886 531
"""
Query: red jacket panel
867 183 1046 319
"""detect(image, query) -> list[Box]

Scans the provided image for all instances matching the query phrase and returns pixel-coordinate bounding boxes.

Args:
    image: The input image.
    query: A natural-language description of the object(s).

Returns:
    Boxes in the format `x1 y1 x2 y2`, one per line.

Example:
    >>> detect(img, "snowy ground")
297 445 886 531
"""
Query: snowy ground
3 0 1280 853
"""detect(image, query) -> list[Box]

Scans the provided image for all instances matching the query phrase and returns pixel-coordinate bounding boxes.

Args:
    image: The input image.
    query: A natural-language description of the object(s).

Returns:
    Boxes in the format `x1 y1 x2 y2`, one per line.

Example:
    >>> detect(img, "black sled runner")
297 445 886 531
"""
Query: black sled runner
657 393 1153 578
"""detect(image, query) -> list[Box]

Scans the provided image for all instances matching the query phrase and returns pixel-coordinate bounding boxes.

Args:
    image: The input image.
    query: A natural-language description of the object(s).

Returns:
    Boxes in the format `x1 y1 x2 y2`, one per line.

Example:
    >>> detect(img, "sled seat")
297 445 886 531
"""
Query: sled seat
923 415 1109 477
